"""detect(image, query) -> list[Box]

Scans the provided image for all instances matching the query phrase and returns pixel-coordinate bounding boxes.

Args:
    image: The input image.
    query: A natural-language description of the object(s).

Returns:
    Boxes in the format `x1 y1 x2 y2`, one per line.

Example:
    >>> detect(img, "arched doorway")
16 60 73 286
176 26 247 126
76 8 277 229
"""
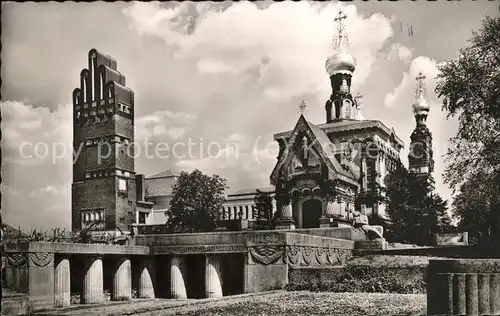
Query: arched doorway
301 199 322 229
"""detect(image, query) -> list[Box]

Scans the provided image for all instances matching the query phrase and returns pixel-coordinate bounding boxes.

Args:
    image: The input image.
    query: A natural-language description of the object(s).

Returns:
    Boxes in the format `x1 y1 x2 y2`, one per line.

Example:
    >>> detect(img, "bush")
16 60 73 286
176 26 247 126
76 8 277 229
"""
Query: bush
287 265 426 294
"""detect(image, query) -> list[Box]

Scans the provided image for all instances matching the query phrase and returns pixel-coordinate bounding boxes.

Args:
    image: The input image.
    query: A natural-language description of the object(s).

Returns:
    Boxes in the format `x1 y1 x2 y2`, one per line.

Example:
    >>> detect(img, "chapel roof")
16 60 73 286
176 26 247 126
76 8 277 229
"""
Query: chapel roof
274 118 404 149
148 169 179 179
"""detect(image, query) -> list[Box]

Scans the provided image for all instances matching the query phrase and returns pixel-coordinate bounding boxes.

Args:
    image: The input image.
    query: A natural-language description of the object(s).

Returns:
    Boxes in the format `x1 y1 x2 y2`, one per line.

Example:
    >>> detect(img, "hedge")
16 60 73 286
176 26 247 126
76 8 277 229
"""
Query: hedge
286 265 426 294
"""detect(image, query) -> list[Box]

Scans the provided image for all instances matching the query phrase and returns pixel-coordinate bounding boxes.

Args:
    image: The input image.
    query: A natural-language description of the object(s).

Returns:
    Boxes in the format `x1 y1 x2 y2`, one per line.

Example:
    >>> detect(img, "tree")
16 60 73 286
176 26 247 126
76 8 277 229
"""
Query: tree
254 190 274 230
451 171 500 244
166 169 228 233
384 164 452 245
435 16 500 238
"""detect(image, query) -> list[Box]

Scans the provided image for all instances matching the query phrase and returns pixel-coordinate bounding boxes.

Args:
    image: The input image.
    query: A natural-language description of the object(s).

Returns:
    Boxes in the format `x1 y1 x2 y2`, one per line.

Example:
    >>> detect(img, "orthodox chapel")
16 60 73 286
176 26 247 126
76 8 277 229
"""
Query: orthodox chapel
268 11 417 230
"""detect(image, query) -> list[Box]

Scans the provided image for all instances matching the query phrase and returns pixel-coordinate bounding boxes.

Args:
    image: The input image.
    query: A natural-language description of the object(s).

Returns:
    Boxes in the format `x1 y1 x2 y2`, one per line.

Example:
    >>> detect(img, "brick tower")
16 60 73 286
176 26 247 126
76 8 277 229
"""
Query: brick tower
72 49 136 232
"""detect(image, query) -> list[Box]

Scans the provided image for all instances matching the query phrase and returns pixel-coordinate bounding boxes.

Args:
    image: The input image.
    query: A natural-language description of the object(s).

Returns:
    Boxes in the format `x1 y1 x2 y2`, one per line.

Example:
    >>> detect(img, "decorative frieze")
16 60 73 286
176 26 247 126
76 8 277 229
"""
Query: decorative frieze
248 245 285 265
285 246 352 267
151 244 247 254
7 253 28 268
247 232 286 246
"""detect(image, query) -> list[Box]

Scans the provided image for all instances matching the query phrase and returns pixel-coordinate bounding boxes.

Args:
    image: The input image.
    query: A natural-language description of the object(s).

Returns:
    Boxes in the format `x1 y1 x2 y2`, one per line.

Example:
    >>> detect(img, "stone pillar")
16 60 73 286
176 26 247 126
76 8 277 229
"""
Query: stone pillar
274 203 295 230
54 255 71 308
320 201 335 228
82 256 104 304
205 255 223 298
112 258 132 301
138 257 155 299
427 259 500 316
170 256 187 299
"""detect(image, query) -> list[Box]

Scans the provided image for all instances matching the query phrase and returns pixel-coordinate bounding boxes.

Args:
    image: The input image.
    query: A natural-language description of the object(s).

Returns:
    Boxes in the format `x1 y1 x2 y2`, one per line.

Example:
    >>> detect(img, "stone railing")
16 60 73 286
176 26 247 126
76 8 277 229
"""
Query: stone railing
3 230 356 313
427 259 500 316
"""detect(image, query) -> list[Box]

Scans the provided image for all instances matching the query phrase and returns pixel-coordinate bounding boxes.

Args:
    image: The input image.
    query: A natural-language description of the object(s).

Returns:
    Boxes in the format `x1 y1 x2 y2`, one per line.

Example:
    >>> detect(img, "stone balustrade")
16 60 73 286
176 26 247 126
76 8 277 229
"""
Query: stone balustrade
427 259 500 316
3 230 356 314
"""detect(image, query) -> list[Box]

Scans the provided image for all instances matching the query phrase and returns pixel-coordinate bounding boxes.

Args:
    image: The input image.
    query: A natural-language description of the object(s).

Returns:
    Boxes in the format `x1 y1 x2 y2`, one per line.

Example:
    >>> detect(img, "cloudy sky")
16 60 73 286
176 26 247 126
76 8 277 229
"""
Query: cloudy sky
2 1 498 230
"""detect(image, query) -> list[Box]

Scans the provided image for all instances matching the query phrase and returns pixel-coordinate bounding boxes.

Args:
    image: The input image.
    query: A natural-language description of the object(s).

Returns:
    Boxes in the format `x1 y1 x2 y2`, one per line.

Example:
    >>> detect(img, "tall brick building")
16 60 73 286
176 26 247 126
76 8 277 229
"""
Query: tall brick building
72 49 137 232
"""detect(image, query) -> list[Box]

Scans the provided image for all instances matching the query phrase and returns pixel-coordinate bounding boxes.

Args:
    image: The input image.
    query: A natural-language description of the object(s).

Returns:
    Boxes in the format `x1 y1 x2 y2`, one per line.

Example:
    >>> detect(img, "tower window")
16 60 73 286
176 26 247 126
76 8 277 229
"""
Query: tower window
119 179 127 191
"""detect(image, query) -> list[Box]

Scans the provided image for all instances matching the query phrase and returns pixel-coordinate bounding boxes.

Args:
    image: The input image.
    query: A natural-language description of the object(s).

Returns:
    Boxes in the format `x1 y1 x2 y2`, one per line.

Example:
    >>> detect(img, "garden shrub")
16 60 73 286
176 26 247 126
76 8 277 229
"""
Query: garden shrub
287 265 426 294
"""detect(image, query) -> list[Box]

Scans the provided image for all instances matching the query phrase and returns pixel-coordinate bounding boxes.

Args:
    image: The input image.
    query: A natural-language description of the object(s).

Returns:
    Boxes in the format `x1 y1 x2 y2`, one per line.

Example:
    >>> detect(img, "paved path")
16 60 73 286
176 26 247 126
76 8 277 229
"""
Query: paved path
36 291 282 316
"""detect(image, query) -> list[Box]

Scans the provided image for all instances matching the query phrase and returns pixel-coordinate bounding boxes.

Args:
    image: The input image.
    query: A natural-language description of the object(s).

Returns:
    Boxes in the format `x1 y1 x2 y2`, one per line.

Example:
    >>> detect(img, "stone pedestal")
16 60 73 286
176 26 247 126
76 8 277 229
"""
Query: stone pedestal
138 258 155 299
319 217 332 228
170 256 187 299
82 256 104 304
275 204 295 230
112 258 132 301
205 255 223 298
54 256 71 307
427 259 500 316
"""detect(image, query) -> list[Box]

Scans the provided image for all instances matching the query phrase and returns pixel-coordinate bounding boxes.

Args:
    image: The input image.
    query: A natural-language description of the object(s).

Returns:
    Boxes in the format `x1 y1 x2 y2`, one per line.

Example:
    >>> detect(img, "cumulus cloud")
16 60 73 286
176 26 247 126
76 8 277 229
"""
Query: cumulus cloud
176 134 278 192
135 109 197 140
124 1 394 104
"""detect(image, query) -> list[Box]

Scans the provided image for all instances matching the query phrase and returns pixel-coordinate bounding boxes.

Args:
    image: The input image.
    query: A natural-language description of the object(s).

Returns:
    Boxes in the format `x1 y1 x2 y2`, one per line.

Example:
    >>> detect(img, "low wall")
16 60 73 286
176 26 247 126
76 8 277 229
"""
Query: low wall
4 242 150 255
433 232 468 246
2 232 355 312
354 244 499 258
283 227 367 241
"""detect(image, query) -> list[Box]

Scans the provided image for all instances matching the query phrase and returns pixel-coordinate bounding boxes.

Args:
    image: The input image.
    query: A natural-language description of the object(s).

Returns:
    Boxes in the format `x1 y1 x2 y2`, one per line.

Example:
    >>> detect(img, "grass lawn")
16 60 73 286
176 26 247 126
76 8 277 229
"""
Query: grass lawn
138 291 427 316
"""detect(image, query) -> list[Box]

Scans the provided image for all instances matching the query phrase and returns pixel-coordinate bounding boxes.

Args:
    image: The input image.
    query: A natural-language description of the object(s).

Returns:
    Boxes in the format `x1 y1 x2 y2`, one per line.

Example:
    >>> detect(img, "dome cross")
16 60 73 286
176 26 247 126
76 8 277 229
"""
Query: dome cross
333 9 349 50
415 72 427 98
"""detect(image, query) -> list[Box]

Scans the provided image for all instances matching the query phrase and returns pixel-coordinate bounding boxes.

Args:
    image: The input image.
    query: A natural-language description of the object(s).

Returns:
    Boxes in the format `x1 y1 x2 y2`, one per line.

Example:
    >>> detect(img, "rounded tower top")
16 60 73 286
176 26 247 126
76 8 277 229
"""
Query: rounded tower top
325 51 357 76
412 90 430 115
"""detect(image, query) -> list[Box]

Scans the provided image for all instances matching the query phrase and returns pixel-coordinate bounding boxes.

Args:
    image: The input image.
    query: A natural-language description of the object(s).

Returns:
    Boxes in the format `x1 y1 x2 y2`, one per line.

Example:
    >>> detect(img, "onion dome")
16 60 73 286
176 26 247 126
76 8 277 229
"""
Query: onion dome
412 88 430 115
325 51 357 76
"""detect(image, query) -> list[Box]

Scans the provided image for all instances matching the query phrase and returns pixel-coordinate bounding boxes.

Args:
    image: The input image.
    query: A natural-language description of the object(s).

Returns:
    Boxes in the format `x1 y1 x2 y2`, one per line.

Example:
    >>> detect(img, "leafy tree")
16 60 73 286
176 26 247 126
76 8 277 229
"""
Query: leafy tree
435 16 500 238
254 190 274 230
166 169 228 233
384 164 452 245
451 171 500 244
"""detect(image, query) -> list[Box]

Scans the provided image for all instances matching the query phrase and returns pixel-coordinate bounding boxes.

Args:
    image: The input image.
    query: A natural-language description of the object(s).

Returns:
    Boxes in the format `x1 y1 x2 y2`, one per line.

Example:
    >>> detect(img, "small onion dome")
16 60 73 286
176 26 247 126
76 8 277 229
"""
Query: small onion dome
412 92 430 115
325 51 357 76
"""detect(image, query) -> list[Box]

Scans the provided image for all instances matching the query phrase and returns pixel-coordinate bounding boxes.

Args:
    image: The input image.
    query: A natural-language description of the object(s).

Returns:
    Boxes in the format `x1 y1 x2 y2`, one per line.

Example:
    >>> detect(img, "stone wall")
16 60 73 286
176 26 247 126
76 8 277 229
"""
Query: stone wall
355 244 500 258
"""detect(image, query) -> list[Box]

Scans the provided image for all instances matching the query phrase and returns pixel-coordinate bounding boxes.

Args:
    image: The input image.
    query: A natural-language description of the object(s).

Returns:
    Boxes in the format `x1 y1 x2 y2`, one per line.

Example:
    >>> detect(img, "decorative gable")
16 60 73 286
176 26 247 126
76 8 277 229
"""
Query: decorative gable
270 115 359 188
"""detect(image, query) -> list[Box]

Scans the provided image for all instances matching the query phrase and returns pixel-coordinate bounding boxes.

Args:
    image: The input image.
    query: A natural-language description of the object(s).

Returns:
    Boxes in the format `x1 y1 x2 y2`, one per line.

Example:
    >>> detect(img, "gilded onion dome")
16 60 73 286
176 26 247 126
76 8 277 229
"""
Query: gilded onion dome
325 50 357 76
413 90 430 115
